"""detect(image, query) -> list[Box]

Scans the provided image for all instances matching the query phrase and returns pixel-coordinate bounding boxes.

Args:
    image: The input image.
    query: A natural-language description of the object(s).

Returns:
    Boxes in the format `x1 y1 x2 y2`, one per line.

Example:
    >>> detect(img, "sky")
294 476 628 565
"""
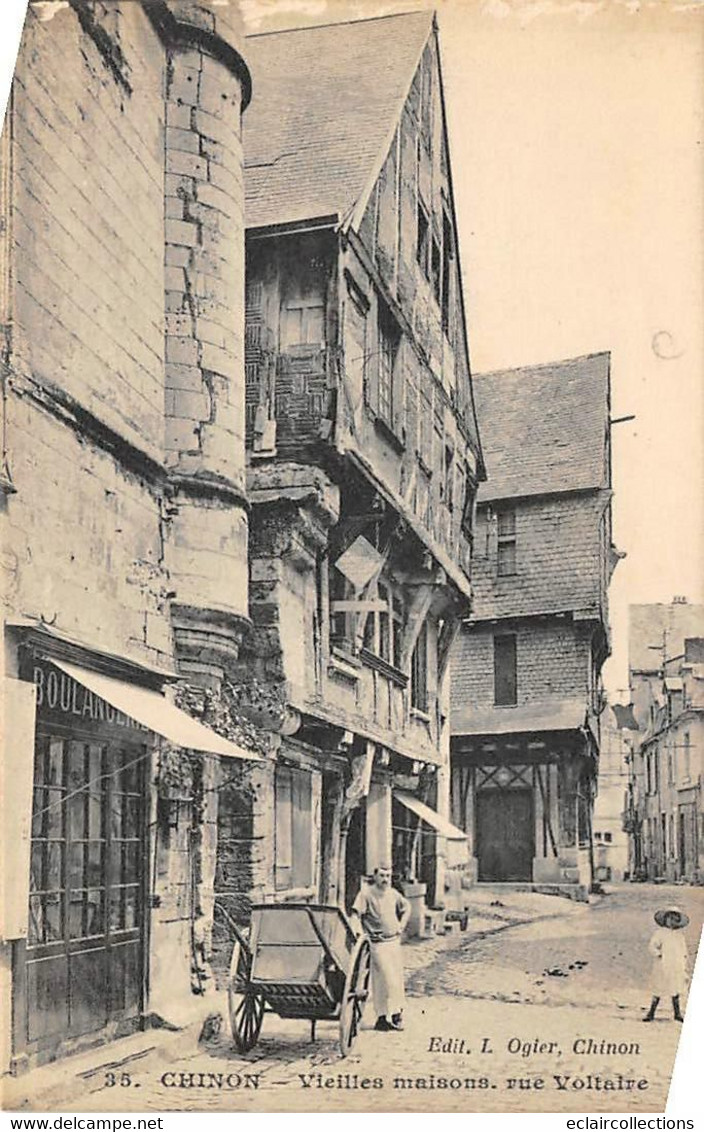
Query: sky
241 0 704 697
2 0 703 698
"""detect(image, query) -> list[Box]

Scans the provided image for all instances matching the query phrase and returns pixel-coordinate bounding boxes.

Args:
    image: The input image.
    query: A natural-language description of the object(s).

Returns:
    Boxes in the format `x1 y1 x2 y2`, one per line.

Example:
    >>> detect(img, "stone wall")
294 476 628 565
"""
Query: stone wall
3 2 169 669
9 2 166 459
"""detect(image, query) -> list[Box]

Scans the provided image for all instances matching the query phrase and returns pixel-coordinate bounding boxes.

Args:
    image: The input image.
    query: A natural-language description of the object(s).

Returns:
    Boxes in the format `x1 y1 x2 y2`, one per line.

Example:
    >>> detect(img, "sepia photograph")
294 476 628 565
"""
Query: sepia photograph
0 0 702 1117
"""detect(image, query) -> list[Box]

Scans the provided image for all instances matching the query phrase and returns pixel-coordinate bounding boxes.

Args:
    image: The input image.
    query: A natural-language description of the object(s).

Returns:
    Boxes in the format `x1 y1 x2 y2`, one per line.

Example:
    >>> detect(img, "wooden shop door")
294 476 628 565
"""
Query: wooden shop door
476 789 534 882
22 730 147 1062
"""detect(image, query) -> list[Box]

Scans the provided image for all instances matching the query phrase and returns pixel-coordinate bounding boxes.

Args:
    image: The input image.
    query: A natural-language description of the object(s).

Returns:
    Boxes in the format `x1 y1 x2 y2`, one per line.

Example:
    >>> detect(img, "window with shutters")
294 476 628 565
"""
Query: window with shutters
497 507 517 576
275 764 313 891
494 633 517 706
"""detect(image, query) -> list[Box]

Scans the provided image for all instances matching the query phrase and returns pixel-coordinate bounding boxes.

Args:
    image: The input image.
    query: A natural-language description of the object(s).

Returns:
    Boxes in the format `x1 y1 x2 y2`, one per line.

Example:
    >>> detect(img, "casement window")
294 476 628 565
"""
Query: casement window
646 752 653 795
378 303 400 428
329 565 353 654
683 731 691 778
280 286 325 349
275 764 313 891
416 202 430 276
411 620 429 712
494 633 517 706
496 507 517 576
362 583 404 668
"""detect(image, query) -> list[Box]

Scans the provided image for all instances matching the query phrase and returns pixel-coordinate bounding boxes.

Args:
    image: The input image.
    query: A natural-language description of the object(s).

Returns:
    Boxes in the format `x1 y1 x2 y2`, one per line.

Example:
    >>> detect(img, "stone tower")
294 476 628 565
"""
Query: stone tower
159 0 251 687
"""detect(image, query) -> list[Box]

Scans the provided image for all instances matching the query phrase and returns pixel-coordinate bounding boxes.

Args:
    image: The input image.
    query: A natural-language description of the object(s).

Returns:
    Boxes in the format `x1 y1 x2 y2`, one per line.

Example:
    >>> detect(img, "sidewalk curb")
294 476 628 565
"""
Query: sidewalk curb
2 1021 203 1112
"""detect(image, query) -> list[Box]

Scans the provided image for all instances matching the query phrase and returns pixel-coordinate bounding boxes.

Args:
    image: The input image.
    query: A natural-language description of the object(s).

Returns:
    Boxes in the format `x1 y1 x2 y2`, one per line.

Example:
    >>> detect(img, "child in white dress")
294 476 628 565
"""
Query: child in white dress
643 906 690 1022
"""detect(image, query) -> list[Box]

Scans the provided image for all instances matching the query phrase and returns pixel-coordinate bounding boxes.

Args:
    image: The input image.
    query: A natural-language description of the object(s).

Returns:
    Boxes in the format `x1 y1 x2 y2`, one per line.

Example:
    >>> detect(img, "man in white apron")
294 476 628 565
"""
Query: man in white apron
351 865 410 1031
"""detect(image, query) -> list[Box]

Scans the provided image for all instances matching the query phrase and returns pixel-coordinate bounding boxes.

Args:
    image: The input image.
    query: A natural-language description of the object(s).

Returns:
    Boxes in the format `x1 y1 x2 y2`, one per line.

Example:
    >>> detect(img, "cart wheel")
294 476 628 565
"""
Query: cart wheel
339 937 371 1057
228 940 265 1053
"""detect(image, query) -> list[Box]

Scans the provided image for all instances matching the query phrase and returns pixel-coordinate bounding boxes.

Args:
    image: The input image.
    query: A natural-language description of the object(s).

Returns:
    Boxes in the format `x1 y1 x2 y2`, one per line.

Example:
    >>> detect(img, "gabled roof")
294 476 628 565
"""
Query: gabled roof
472 353 610 503
243 11 433 230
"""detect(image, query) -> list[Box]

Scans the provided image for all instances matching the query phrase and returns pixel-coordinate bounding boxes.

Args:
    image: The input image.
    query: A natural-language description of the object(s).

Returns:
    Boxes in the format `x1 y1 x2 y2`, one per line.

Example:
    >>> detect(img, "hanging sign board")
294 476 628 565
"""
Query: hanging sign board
333 535 384 590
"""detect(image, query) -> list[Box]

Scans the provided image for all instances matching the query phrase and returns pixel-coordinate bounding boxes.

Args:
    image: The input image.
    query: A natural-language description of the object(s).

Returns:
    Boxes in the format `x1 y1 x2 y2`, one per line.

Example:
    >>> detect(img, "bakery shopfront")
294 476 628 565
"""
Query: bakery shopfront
6 638 258 1070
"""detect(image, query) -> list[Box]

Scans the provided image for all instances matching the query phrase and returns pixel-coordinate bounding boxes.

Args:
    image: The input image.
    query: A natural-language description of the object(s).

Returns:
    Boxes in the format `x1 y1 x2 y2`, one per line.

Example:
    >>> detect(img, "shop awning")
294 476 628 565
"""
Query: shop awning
53 660 261 761
395 791 469 867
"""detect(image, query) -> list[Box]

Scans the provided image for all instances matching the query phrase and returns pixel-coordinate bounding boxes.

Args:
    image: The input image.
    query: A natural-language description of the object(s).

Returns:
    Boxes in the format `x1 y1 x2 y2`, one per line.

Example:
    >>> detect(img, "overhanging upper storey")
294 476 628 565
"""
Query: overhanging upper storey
242 12 485 587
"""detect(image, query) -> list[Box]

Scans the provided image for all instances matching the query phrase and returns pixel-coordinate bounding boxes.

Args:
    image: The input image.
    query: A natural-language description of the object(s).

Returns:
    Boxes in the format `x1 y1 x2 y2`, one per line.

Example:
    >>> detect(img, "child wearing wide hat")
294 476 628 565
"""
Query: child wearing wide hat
643 906 690 1022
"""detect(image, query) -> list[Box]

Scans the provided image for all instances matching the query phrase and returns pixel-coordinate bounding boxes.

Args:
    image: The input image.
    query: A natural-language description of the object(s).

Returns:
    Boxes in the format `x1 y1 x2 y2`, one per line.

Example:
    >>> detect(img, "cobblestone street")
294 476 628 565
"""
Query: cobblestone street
6 884 703 1114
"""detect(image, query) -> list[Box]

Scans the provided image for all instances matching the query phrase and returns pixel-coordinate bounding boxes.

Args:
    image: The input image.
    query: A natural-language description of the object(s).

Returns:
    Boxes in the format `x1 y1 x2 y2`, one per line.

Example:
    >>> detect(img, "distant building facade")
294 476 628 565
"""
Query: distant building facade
450 356 618 895
213 11 484 943
624 601 704 883
592 707 630 883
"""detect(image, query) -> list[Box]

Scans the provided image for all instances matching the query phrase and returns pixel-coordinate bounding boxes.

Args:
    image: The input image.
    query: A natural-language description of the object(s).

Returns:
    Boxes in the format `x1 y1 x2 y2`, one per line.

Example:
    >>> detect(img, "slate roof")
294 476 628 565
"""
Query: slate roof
472 353 610 502
452 697 593 738
243 11 433 230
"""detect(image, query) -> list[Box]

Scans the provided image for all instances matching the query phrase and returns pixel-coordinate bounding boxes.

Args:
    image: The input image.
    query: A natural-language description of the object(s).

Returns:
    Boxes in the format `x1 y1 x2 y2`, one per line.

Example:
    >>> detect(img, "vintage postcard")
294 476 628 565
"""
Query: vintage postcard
1 0 702 1116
